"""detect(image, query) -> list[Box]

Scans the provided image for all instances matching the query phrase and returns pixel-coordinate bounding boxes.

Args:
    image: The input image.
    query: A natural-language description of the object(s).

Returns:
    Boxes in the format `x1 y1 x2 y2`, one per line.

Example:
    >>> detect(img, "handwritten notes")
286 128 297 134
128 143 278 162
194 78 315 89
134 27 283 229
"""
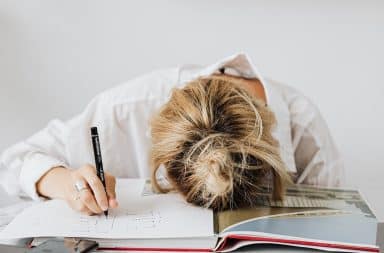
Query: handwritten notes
0 179 214 239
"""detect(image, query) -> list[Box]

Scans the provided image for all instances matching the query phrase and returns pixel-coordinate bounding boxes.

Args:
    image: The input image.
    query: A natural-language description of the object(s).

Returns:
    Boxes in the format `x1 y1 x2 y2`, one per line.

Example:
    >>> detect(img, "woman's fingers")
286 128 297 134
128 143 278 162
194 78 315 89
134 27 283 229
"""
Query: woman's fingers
80 165 109 211
67 164 118 215
109 198 118 208
66 180 94 216
72 196 94 216
71 174 103 214
66 195 87 215
79 187 103 214
105 173 118 208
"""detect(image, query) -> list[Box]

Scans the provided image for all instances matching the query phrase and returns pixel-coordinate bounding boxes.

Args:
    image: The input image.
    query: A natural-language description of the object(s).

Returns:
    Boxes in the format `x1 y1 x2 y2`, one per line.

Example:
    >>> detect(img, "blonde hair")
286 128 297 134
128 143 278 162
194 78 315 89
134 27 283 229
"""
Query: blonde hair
150 75 292 211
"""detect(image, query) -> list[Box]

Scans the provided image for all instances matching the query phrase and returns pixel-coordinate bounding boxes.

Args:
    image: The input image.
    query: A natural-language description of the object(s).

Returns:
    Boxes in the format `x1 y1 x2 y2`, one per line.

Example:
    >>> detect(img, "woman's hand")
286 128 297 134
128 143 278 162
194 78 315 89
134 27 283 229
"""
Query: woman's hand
65 165 118 215
37 165 118 215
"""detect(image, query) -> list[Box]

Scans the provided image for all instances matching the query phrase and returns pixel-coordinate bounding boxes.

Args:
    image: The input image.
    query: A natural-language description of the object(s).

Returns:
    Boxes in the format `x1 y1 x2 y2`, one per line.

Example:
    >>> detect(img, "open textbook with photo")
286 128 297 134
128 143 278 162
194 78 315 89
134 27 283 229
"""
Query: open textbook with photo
0 179 379 252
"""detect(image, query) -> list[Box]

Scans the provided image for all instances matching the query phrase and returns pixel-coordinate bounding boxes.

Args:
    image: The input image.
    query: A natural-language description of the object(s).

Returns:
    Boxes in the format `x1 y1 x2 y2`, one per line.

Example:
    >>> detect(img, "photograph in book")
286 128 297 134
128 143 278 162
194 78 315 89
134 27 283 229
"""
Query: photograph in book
215 184 376 233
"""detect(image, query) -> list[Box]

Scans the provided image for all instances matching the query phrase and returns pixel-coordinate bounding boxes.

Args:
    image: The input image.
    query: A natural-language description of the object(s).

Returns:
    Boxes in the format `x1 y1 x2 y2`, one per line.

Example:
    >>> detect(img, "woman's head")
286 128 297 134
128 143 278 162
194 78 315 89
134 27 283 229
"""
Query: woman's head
150 75 291 211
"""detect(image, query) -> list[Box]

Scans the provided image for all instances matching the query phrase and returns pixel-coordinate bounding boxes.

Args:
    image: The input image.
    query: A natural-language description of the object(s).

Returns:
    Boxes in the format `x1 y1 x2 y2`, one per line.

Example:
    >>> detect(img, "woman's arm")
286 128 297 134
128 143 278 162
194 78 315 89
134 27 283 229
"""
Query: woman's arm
281 83 346 186
0 93 118 215
0 118 71 200
0 68 176 213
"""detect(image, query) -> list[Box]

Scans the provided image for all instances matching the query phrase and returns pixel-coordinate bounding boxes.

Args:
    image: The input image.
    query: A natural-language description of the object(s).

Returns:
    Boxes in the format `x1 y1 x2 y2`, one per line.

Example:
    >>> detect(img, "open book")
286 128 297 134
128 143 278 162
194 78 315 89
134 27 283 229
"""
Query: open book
0 179 379 252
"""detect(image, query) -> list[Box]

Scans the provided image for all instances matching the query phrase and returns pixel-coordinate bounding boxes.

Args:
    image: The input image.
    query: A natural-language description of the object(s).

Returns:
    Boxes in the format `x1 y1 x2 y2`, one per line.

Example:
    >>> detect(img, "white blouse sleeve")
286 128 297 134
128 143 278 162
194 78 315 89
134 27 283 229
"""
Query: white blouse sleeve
281 84 346 187
0 95 105 200
0 68 176 201
0 120 70 200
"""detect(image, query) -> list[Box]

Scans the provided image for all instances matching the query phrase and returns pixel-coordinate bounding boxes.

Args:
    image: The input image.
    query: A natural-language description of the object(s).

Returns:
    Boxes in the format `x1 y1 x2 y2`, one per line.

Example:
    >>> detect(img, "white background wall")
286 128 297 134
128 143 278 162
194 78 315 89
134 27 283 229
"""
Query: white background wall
0 0 383 191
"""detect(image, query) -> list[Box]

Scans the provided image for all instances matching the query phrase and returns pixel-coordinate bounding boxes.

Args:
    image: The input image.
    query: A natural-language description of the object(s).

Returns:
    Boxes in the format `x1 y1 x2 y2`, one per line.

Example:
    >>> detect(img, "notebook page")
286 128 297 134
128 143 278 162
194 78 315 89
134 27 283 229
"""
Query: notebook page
0 179 214 239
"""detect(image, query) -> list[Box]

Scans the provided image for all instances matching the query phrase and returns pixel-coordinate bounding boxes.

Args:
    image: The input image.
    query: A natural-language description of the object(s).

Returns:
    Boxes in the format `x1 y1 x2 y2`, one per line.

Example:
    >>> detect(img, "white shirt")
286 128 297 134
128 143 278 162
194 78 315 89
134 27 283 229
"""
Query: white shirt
0 53 345 200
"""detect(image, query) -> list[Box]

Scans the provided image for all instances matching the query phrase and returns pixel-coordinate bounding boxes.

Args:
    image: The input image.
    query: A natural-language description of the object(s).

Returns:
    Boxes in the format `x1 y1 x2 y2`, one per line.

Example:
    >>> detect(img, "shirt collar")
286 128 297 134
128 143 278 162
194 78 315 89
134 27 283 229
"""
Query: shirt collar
178 53 270 104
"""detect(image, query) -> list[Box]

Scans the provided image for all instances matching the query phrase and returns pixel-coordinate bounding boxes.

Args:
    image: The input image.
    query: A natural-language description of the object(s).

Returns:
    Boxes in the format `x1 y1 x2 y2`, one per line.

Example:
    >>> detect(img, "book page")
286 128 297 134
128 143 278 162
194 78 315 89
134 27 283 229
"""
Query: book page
215 184 376 233
0 179 214 239
216 185 378 250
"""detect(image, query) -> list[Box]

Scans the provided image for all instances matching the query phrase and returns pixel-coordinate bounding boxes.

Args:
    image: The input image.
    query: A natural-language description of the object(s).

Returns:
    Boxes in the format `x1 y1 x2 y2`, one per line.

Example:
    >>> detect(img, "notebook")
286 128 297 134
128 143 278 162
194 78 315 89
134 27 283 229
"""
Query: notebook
0 179 379 252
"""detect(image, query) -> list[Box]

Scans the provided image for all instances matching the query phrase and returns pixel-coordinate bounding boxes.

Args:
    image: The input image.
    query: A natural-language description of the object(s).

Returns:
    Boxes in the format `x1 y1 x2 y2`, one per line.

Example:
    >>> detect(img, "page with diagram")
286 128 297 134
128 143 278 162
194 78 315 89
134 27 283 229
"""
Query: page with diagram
0 179 214 240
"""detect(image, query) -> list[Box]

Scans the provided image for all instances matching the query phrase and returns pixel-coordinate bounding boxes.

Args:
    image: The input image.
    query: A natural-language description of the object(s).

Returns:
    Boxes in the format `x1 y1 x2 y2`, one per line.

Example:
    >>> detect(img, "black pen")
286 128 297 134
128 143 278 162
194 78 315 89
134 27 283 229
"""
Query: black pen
90 126 108 218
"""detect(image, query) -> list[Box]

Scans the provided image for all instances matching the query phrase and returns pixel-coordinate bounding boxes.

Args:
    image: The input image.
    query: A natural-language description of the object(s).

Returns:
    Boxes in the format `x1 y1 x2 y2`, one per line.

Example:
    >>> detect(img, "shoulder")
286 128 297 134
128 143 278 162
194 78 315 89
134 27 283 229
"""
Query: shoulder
66 67 181 132
265 78 321 121
79 67 180 121
98 67 180 106
266 78 306 102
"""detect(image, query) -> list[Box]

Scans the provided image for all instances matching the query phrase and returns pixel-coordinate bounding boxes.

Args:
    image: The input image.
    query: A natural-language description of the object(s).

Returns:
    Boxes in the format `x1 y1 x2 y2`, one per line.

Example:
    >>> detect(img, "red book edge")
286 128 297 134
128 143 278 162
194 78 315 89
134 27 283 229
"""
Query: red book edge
97 235 380 252
97 247 212 252
216 235 380 253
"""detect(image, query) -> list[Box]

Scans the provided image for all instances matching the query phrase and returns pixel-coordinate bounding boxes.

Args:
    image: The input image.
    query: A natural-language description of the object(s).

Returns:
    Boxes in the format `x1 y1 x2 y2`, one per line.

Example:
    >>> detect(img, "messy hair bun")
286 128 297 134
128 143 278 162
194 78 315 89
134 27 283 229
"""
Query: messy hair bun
150 75 291 211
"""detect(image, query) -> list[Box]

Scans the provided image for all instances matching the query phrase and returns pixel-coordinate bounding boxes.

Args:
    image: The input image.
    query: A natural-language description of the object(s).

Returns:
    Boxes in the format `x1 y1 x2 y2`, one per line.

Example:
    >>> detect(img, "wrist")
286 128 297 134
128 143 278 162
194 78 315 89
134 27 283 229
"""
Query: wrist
36 166 72 200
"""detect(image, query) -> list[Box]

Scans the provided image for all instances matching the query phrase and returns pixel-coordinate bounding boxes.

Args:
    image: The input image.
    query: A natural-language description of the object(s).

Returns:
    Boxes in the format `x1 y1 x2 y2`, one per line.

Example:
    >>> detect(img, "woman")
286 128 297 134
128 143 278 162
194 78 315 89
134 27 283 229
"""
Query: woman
0 53 345 214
